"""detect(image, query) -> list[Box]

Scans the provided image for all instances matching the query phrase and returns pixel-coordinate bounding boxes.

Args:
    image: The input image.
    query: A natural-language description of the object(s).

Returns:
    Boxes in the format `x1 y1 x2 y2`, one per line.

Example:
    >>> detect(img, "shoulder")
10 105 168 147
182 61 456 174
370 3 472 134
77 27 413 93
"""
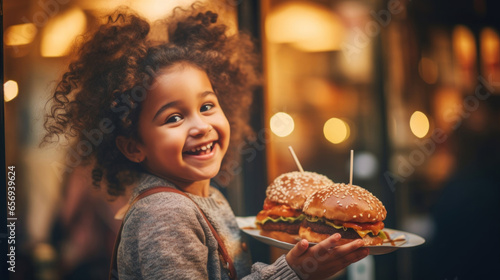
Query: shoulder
129 191 199 218
123 191 204 234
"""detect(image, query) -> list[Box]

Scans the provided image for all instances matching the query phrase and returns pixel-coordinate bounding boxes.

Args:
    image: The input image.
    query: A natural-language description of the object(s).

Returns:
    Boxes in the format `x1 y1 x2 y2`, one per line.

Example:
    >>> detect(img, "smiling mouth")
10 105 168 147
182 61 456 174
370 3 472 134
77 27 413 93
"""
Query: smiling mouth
184 142 215 156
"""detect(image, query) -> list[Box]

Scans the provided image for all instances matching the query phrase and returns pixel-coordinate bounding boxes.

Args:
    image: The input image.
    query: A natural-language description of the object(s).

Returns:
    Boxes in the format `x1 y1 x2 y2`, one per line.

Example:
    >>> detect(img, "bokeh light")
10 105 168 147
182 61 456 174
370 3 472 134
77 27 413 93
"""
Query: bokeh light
270 112 295 137
41 8 87 57
4 80 19 102
4 23 37 46
266 2 345 52
410 111 430 138
452 25 476 67
324 118 350 144
353 151 378 179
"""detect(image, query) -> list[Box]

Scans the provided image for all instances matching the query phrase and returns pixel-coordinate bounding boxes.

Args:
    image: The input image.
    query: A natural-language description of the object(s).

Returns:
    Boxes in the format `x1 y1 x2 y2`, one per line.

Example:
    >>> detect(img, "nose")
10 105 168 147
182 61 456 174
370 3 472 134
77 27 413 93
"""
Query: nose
188 114 212 137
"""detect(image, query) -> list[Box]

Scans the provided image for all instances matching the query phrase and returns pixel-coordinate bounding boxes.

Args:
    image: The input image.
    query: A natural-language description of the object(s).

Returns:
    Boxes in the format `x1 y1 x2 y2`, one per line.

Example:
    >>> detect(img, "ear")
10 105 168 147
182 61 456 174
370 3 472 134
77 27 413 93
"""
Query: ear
116 135 145 163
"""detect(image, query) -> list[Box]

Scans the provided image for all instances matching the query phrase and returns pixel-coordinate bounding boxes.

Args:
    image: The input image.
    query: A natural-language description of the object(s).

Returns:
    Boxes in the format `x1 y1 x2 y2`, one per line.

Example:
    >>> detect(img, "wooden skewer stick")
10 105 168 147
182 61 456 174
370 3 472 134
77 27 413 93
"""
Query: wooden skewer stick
288 146 304 172
349 150 354 186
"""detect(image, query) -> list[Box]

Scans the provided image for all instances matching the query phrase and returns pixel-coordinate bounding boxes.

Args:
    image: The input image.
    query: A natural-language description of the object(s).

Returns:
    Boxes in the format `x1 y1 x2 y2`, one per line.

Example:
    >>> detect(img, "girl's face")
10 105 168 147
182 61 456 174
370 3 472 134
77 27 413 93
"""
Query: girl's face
134 63 230 187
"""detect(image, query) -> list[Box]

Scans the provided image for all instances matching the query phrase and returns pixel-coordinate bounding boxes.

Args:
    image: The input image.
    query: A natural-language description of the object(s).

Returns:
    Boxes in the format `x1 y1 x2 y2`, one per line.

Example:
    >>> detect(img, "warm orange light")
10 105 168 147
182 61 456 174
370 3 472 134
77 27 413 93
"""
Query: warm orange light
410 111 430 138
433 87 462 133
82 0 199 21
480 27 500 74
4 23 37 46
4 80 19 102
41 8 87 57
480 28 499 59
266 2 345 52
452 25 476 67
324 118 350 144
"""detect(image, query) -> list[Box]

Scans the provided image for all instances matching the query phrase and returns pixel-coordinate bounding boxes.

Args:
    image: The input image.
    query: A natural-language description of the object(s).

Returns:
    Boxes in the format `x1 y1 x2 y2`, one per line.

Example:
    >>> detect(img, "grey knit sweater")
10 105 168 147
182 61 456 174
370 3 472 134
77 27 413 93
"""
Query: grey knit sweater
117 173 300 280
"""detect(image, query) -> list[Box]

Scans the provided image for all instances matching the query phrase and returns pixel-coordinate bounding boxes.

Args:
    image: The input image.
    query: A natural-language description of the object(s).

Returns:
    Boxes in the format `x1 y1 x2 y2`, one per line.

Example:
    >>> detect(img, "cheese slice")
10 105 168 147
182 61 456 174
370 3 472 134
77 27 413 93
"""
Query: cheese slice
355 229 373 238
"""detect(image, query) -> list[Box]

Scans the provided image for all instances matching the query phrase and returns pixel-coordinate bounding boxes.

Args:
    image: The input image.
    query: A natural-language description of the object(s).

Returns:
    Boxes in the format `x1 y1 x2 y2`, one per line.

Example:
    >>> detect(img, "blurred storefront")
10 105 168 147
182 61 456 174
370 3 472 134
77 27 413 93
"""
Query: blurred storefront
3 0 500 279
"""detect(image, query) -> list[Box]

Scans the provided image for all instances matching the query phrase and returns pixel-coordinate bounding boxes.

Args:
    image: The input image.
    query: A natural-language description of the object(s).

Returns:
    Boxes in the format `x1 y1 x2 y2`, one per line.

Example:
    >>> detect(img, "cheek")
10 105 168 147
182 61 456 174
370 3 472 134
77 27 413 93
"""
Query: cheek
143 129 183 153
214 115 230 146
161 132 185 151
221 117 231 139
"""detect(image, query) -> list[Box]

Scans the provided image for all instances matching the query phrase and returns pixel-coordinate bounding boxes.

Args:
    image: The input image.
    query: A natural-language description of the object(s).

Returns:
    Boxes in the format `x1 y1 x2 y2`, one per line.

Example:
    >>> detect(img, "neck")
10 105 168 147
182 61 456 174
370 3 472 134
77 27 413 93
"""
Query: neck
144 170 211 197
172 179 211 197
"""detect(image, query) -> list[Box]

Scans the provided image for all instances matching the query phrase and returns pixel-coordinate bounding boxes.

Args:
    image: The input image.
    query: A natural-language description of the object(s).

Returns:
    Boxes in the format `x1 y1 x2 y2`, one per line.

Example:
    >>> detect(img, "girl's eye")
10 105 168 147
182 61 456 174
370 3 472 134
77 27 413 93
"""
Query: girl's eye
201 103 214 112
165 114 182 124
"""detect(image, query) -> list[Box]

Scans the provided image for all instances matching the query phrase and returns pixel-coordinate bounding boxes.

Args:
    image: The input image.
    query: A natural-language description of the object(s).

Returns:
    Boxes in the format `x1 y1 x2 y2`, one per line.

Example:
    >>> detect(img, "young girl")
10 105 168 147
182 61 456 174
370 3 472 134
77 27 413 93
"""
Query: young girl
42 5 369 280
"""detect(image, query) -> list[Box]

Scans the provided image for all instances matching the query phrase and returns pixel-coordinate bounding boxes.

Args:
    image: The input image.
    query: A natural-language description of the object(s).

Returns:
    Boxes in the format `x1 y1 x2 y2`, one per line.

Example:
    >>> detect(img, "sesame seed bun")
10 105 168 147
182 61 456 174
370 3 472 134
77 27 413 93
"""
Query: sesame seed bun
260 230 300 244
299 183 387 245
303 183 386 223
266 171 335 210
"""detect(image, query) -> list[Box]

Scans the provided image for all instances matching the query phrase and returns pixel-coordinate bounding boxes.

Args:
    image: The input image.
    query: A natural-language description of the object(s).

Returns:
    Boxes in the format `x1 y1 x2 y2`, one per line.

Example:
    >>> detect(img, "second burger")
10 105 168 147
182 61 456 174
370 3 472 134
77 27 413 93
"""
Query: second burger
299 183 387 245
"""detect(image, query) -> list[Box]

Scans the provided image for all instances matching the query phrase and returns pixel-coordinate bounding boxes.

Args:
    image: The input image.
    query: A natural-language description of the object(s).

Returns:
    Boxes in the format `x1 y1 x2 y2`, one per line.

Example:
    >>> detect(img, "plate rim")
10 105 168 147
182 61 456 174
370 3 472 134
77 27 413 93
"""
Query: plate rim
239 220 425 255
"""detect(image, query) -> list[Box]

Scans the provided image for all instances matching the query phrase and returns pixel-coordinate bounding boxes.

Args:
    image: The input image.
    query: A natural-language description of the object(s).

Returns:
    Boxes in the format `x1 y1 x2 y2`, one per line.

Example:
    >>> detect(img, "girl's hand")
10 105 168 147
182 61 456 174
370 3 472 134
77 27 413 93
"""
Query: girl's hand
285 233 369 280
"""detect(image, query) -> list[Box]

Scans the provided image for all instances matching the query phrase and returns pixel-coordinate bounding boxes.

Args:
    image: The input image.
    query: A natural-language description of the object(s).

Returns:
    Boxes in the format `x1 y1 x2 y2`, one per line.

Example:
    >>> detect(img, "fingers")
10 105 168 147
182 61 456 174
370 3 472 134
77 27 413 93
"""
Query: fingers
325 233 342 244
314 233 341 251
337 239 365 254
286 236 370 280
289 239 309 258
312 237 366 262
285 239 311 272
314 234 356 253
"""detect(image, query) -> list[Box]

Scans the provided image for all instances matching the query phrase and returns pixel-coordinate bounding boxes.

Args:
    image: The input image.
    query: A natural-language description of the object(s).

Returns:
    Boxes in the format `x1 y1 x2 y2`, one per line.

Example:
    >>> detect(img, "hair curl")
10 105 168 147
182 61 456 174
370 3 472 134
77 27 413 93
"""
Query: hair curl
42 7 260 197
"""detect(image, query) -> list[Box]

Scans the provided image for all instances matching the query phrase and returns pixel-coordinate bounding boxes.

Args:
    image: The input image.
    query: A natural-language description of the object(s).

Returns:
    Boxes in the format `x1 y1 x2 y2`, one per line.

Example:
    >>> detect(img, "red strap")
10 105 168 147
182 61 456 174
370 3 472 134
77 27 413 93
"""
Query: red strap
109 186 238 280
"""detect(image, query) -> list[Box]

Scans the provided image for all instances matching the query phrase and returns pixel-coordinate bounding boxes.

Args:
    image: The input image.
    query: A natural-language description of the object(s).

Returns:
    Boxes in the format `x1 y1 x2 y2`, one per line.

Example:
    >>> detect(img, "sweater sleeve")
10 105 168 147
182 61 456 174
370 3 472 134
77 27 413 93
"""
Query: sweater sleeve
241 255 301 280
118 193 218 280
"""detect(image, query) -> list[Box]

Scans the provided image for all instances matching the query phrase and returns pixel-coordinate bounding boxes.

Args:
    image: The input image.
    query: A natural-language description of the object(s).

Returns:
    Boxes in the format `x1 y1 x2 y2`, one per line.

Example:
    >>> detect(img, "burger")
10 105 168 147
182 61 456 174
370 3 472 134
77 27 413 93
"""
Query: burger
299 183 387 245
255 171 334 243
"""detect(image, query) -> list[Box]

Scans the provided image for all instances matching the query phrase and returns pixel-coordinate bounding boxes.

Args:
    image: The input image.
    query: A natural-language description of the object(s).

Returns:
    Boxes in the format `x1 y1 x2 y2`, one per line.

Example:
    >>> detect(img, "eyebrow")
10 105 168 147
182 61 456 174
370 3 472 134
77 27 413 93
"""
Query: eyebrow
152 91 216 121
152 100 180 121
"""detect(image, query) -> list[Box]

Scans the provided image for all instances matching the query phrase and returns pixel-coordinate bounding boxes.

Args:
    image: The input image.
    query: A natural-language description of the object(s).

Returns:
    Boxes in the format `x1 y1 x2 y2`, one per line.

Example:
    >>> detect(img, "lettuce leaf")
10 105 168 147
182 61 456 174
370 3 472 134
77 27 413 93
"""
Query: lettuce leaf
256 214 306 224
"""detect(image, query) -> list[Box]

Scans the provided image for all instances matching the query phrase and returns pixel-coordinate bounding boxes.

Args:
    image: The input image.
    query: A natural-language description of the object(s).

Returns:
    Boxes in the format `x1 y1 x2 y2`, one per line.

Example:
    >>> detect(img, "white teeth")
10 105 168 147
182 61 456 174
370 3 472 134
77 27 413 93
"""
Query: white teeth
189 142 213 153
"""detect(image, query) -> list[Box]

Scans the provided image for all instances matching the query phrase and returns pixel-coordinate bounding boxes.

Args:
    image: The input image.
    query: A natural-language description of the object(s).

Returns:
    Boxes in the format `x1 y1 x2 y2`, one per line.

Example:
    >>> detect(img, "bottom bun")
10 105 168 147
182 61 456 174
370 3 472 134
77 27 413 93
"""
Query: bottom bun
298 227 352 245
361 234 384 246
260 230 300 244
299 226 383 246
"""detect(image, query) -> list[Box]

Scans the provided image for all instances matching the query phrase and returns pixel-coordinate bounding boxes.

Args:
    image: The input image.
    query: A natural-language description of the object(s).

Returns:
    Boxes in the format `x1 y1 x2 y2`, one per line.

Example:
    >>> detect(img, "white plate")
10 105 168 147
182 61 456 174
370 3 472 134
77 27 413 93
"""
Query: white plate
237 217 425 255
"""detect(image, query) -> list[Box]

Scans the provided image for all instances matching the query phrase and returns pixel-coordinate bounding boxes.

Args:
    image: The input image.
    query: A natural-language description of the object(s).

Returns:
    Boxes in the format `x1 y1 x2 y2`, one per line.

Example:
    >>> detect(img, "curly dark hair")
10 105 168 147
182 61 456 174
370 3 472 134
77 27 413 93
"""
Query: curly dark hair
41 6 260 197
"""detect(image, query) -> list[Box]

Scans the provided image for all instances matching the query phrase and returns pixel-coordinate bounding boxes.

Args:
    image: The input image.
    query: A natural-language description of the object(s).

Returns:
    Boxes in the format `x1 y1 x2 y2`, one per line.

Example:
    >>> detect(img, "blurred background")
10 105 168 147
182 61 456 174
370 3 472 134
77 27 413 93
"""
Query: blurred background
2 0 500 279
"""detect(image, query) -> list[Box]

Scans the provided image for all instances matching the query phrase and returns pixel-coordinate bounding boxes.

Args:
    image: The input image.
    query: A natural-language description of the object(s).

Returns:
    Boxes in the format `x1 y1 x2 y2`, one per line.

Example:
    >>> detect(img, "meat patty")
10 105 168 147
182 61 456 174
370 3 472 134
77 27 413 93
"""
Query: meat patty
260 220 301 234
301 220 362 240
